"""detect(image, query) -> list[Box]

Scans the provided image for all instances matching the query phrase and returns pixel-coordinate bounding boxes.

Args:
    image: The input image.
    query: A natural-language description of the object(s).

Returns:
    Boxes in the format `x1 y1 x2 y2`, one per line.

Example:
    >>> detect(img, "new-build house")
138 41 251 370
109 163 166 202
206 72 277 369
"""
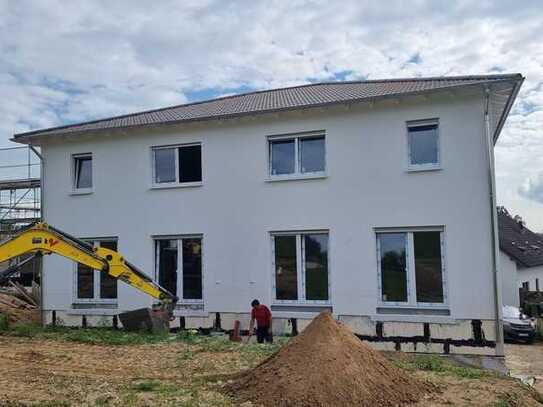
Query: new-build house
499 207 543 307
12 74 523 356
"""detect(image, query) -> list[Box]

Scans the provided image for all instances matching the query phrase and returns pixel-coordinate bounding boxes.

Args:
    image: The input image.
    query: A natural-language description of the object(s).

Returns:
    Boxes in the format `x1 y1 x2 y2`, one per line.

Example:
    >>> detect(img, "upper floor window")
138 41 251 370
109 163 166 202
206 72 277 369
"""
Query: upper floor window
75 239 117 303
377 228 446 307
272 231 329 303
152 143 202 186
73 153 92 191
269 132 326 178
407 119 440 170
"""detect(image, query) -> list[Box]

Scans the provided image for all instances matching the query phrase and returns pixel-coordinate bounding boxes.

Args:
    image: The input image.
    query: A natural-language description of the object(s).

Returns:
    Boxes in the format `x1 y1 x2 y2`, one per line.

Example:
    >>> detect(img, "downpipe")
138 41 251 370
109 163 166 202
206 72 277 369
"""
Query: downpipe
484 87 505 356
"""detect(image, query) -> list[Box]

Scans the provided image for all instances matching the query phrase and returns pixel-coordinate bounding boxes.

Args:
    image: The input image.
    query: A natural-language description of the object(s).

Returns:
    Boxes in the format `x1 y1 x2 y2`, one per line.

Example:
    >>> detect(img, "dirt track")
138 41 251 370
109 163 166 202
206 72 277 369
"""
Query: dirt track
506 342 543 393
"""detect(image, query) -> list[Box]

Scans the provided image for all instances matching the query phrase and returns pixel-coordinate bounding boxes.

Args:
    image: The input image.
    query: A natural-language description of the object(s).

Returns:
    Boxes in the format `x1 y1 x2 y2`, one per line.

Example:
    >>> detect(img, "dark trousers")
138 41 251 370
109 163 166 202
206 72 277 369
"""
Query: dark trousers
256 325 273 343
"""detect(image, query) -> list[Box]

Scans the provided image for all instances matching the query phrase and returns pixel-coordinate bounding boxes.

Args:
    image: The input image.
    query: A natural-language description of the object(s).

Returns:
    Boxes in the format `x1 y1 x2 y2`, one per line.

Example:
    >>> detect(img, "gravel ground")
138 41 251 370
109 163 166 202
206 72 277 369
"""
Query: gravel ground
505 341 543 393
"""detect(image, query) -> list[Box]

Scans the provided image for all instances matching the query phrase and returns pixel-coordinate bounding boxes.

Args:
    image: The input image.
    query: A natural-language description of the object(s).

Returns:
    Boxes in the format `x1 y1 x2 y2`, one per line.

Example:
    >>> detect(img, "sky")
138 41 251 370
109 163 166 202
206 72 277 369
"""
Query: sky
0 0 542 230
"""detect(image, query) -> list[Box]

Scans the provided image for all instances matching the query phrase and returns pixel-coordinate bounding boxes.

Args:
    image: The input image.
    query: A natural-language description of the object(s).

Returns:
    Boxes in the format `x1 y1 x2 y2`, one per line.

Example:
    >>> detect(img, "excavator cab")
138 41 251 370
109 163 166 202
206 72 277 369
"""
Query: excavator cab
0 222 178 331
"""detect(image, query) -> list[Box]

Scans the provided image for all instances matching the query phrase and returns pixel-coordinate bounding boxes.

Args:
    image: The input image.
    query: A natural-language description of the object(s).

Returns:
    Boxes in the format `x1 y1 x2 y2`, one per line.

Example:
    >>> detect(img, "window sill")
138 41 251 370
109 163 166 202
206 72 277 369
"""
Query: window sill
371 314 458 324
376 306 450 316
266 173 327 183
70 189 94 196
150 182 203 190
271 304 332 313
71 302 118 310
406 165 442 173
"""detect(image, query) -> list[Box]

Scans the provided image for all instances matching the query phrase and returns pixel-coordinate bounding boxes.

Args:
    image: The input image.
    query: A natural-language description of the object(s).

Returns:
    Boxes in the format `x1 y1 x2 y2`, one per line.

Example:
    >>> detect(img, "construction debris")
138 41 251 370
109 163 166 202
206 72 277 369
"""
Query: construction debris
0 288 40 325
225 312 435 407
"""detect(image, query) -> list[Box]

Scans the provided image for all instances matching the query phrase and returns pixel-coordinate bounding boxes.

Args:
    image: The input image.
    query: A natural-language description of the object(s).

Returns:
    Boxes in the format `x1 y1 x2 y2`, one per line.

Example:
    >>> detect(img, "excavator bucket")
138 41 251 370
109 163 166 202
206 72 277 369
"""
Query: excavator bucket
118 308 170 333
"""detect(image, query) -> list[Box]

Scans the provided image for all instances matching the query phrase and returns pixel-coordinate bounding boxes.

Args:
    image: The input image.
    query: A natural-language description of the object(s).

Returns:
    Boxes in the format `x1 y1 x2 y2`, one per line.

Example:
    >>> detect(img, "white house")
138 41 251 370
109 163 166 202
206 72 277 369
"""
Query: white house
13 74 523 356
499 207 543 307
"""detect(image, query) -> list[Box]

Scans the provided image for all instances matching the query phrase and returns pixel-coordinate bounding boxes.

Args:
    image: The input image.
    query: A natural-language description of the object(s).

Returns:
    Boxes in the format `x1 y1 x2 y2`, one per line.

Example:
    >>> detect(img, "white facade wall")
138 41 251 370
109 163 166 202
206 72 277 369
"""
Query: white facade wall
518 265 543 292
500 251 520 307
39 89 498 354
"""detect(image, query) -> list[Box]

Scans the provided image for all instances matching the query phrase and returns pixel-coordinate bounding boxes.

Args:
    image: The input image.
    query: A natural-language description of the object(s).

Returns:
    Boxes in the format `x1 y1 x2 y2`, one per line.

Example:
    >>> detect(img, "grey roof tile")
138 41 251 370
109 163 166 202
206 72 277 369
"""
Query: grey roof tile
499 207 543 268
13 74 523 140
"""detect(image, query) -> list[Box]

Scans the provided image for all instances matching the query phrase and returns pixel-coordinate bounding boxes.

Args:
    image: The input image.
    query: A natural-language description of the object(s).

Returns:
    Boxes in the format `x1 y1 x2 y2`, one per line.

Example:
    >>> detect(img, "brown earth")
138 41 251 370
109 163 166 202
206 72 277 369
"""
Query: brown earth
225 312 435 407
0 293 40 325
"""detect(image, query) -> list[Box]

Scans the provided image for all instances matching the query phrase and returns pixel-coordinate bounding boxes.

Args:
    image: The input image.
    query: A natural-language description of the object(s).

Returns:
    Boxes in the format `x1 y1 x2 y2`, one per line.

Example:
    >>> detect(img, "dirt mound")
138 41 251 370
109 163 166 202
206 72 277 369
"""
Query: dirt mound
226 312 434 407
0 293 40 325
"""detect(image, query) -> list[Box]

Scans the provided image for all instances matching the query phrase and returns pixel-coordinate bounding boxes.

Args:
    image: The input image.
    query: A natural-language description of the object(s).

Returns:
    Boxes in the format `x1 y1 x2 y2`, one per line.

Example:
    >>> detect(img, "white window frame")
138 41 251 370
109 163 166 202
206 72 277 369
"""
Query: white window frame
376 227 447 309
151 142 203 188
73 238 118 304
153 235 204 304
406 119 441 172
267 131 326 181
271 230 331 305
72 153 93 194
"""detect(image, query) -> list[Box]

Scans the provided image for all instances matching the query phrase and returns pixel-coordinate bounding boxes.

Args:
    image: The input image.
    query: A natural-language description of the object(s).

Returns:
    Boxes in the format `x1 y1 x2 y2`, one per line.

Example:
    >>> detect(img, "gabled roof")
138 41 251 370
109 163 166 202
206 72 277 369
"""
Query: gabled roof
498 207 543 268
12 74 523 144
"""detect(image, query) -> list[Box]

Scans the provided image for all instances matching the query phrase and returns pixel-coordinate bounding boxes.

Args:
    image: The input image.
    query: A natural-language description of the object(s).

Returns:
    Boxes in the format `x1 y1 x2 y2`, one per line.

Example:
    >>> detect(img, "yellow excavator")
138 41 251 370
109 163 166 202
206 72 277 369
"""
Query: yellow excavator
0 222 178 330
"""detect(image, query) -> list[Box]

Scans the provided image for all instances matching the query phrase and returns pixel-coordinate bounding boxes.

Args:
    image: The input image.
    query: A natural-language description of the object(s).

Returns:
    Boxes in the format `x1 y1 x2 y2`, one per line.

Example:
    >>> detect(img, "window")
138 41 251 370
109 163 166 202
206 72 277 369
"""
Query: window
73 154 92 190
377 229 445 306
75 239 117 302
522 281 530 291
152 144 202 185
537 279 540 292
155 236 203 301
407 120 440 170
269 132 325 177
272 232 329 303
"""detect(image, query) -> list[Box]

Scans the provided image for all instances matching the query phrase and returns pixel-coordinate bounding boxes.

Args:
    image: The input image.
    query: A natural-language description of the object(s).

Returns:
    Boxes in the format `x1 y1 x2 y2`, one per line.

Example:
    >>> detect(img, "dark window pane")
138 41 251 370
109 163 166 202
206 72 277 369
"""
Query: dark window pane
75 156 92 189
157 239 178 296
154 148 176 183
379 233 407 302
274 235 298 300
270 139 295 175
99 241 118 299
414 232 443 303
179 145 202 183
77 265 94 299
182 238 202 300
305 234 328 300
409 124 438 165
300 137 325 173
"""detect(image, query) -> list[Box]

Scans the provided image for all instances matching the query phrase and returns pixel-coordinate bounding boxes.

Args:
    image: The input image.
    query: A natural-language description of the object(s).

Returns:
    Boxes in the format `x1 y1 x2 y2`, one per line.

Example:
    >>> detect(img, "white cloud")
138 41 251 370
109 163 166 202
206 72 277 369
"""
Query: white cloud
0 0 542 228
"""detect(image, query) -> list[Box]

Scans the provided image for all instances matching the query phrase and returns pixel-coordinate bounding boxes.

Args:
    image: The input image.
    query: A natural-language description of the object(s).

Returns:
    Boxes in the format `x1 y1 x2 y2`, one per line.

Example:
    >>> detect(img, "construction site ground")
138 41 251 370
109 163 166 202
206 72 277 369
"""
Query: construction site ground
0 327 541 407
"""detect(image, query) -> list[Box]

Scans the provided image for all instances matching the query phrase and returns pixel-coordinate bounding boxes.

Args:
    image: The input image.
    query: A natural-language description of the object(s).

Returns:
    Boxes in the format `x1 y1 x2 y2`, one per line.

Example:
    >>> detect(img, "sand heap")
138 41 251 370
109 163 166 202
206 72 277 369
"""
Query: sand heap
226 312 434 407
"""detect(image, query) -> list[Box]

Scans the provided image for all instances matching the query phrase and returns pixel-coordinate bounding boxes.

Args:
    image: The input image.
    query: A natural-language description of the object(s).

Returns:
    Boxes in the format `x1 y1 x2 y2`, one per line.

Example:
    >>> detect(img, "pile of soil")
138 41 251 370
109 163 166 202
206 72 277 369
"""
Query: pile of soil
225 312 434 406
0 293 40 325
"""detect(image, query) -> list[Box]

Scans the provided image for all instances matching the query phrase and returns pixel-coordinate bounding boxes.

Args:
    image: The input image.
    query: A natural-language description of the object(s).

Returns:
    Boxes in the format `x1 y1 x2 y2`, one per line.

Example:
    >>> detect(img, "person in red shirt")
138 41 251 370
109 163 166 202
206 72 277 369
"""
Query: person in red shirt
246 299 273 343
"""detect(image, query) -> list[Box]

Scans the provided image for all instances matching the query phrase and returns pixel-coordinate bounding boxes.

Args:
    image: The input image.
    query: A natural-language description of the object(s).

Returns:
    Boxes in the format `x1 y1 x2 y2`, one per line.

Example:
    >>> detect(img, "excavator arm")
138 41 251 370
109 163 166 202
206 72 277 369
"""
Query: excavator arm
0 223 178 314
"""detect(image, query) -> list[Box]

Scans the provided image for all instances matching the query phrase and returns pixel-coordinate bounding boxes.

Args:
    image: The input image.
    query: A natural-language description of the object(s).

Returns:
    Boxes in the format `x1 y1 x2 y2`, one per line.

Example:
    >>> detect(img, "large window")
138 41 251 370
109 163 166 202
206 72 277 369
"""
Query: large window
407 120 440 170
155 236 203 301
73 153 93 191
269 132 325 178
272 232 329 303
377 229 445 306
75 239 117 302
152 143 202 185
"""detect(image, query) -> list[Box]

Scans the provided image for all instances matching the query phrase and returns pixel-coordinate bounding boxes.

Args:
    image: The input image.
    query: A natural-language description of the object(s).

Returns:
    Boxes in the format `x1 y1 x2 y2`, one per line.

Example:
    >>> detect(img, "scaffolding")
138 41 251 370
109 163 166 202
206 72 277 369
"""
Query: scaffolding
0 146 42 286
0 146 41 237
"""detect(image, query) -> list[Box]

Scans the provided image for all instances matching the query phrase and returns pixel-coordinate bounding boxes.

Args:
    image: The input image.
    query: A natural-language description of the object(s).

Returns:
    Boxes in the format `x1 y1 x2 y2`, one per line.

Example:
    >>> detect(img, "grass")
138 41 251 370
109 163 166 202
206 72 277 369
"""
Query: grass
395 354 494 379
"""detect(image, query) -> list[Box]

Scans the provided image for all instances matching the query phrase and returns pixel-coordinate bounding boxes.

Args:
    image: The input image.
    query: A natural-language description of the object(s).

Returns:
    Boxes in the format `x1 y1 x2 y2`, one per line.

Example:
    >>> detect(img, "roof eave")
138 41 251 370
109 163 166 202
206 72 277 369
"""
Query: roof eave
492 75 524 144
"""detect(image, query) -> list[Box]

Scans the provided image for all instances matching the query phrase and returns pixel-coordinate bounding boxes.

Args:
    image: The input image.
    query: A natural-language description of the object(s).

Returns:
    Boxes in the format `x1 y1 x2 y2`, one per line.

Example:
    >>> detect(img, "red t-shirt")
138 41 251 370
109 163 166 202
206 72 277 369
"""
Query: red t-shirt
251 304 272 327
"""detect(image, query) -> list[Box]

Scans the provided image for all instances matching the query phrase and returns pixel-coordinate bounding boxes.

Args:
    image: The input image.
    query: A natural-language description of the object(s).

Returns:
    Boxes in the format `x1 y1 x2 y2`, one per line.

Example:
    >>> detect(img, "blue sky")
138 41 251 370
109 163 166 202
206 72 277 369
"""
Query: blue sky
0 0 542 229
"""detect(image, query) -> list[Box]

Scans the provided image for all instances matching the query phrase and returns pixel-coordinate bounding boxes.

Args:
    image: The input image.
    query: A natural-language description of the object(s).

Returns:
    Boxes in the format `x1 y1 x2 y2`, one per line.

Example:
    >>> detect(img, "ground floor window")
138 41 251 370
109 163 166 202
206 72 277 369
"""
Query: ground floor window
377 228 445 306
272 231 329 303
155 236 203 301
75 239 118 302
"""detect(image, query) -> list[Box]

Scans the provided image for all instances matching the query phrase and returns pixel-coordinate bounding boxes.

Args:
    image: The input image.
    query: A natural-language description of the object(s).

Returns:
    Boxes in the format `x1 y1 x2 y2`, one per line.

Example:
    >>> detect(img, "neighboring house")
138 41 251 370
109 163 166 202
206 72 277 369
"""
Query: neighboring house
499 207 543 307
13 74 523 356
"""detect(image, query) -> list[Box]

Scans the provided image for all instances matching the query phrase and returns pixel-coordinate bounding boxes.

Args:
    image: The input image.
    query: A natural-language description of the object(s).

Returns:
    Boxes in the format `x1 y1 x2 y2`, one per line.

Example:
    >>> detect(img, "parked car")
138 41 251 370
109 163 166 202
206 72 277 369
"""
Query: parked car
502 305 536 344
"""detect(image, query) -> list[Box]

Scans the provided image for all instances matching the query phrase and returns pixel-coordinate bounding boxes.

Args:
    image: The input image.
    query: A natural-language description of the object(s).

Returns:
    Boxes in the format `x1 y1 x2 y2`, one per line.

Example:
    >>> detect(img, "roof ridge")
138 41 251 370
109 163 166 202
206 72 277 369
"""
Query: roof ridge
13 73 523 139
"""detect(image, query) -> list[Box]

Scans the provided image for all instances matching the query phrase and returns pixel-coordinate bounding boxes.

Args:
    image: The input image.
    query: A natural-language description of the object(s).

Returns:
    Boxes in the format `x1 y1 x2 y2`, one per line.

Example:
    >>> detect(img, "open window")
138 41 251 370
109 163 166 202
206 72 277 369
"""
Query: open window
407 119 440 171
72 153 93 191
155 236 203 302
75 239 118 305
272 231 329 304
268 132 326 179
377 228 446 308
152 143 202 186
